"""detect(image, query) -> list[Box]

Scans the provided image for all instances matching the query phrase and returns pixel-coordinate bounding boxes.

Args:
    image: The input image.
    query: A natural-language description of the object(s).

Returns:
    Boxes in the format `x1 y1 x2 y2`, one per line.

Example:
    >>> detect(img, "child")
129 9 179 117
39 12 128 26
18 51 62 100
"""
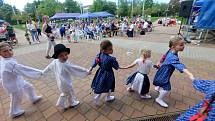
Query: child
153 36 194 108
0 42 42 118
121 49 156 99
42 44 90 109
89 40 119 105
24 30 31 45
65 29 71 43
177 79 215 121
72 29 78 43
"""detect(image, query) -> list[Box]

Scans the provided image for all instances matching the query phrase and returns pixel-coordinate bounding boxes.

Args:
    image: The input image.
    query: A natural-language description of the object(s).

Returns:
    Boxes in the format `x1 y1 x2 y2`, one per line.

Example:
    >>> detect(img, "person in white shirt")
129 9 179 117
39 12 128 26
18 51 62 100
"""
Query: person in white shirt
26 19 40 43
121 49 157 99
43 44 90 109
0 42 42 118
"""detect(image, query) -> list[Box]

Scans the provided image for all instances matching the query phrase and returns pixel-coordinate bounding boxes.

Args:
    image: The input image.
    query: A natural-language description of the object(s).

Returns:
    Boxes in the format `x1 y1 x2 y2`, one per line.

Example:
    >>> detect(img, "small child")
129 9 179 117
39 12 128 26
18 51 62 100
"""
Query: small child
65 29 71 43
72 29 78 43
0 42 42 118
43 44 90 109
89 40 119 105
24 30 31 45
121 49 156 99
177 79 215 121
153 36 194 108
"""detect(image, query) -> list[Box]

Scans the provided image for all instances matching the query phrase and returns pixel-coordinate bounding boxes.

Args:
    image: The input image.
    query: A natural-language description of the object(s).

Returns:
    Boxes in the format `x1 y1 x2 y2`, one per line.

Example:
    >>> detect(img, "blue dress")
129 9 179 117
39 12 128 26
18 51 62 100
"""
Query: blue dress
153 51 186 91
91 53 119 94
176 80 215 121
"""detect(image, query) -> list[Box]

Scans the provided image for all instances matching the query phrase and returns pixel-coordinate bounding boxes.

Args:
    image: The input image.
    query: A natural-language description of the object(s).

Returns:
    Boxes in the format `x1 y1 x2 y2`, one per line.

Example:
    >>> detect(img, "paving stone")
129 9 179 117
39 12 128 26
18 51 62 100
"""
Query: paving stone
107 109 123 121
95 115 111 121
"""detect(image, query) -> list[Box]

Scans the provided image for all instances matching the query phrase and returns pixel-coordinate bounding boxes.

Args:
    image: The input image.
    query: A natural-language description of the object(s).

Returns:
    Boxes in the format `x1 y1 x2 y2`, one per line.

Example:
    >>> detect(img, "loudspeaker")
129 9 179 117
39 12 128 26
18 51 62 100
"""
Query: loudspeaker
179 0 194 18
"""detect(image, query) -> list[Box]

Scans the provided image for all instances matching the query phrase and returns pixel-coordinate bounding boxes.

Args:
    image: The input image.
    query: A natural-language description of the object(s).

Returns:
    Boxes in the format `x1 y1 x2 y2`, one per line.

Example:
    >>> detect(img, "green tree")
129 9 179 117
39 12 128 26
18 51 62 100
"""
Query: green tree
24 3 36 18
102 1 116 14
64 0 80 13
90 0 105 12
145 0 153 9
0 0 4 6
168 0 180 16
118 0 129 17
37 0 62 16
90 0 116 15
0 4 13 22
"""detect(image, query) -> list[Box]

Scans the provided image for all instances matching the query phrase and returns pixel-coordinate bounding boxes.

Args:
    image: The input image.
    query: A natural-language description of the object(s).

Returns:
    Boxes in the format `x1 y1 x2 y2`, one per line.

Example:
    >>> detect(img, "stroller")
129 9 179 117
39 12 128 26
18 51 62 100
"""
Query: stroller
0 28 16 47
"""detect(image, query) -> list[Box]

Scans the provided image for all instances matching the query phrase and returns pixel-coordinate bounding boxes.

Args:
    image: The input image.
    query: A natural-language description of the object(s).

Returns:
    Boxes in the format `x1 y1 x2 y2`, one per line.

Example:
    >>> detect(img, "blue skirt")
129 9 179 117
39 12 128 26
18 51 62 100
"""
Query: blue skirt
91 68 115 94
125 71 150 95
153 65 175 91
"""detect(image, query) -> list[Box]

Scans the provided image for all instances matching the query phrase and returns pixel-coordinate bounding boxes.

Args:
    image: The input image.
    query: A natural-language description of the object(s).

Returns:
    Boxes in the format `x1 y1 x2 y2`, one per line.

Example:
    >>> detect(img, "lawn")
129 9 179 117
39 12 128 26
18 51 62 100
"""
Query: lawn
13 24 26 30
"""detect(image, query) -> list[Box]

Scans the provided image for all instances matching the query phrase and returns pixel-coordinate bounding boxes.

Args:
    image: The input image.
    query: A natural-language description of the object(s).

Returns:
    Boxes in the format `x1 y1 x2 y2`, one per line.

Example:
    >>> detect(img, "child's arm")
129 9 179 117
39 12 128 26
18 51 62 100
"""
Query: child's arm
89 55 100 72
183 69 195 80
120 59 137 69
120 63 136 69
65 62 90 78
42 62 54 75
12 63 42 79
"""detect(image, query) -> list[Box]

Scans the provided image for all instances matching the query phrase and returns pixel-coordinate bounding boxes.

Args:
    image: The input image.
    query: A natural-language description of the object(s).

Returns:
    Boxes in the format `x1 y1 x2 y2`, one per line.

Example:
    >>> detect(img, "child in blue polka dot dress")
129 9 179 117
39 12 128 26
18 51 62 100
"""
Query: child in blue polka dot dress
177 79 215 121
89 40 120 106
153 36 195 108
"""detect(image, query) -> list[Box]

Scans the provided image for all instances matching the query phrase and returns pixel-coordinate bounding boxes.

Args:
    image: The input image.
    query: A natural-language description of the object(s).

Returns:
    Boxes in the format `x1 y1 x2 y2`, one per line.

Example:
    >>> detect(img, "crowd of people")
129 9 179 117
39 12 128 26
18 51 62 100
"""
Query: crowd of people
0 15 214 121
48 16 153 41
0 33 214 120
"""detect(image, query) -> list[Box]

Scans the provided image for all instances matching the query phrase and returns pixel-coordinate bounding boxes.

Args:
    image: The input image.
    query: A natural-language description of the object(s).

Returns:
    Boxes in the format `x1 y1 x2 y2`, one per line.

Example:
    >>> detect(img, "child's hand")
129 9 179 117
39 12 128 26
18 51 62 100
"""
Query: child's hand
189 75 195 81
153 65 160 69
119 66 126 69
88 70 92 75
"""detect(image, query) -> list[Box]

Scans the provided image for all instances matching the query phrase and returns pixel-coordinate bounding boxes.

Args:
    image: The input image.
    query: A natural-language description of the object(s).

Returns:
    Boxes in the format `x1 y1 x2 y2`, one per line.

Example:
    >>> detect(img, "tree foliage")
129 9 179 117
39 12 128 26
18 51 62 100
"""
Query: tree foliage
168 0 180 16
0 0 3 7
0 3 13 21
37 0 62 16
64 0 80 13
90 0 117 15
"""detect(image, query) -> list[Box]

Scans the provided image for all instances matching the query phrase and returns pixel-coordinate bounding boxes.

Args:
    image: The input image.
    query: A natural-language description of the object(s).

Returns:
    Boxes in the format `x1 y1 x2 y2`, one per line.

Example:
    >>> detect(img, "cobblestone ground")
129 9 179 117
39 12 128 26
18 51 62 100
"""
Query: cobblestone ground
0 26 215 121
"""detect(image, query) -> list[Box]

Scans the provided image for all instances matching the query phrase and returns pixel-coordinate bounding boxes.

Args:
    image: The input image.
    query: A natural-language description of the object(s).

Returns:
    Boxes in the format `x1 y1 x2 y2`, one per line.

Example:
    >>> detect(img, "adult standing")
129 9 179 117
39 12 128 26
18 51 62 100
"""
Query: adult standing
26 18 40 43
36 19 42 36
42 15 56 59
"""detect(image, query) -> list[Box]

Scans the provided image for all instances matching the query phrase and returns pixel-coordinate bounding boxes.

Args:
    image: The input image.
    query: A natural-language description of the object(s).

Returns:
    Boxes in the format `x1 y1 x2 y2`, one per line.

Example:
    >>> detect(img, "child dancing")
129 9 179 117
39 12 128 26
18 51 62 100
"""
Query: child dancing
43 44 90 109
0 42 42 118
153 36 194 108
121 49 156 99
89 40 119 105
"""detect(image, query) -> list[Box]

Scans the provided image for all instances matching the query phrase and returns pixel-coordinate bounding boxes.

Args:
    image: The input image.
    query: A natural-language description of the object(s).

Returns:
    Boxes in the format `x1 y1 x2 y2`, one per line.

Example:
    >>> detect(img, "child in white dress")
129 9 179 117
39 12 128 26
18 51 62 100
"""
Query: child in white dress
0 42 42 118
121 49 156 98
43 44 90 109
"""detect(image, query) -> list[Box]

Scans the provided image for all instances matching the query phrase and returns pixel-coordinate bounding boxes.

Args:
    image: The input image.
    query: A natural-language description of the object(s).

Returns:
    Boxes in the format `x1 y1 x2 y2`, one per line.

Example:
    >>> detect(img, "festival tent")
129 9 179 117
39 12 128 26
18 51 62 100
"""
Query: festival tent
92 12 114 17
193 0 204 11
0 19 5 24
50 13 80 20
196 0 215 29
78 12 97 19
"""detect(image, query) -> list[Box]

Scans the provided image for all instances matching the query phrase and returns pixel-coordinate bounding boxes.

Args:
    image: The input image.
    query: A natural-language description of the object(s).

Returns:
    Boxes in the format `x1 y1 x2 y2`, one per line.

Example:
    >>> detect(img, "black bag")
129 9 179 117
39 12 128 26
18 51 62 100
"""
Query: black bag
140 30 145 35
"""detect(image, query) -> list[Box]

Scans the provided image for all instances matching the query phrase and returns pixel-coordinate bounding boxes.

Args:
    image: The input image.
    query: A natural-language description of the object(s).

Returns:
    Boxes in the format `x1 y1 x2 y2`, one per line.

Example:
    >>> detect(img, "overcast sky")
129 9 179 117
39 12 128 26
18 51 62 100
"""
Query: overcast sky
4 0 170 11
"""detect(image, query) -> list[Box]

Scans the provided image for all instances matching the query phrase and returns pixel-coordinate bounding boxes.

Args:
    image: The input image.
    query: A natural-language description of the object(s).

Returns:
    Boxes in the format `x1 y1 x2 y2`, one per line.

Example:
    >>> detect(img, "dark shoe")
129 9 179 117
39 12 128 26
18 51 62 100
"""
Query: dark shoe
45 55 51 59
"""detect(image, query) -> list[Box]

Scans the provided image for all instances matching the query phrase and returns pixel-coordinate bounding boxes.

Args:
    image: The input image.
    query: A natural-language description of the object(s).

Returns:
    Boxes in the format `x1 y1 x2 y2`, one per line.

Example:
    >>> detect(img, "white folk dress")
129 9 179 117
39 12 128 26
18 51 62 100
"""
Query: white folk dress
125 58 153 94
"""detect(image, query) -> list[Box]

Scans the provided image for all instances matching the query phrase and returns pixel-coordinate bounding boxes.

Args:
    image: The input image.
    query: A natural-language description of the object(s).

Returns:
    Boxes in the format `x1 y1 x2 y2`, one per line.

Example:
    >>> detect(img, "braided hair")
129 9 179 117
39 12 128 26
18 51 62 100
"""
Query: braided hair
96 40 113 65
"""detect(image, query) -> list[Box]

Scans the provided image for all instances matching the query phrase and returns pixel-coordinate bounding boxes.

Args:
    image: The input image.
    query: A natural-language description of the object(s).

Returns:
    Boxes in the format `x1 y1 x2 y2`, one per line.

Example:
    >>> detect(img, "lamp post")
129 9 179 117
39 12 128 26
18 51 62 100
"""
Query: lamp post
131 0 134 17
142 0 145 18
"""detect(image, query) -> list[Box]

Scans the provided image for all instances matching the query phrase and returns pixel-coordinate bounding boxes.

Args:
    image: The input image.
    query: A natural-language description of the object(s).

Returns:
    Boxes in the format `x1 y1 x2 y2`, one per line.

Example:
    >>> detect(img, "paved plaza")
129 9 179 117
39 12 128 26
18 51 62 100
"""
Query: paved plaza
0 25 215 121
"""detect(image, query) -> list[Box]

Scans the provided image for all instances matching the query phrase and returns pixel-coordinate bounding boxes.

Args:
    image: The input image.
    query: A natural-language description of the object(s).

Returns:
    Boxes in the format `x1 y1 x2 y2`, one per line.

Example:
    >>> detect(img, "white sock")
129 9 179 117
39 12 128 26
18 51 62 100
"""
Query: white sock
156 89 169 107
94 94 101 105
